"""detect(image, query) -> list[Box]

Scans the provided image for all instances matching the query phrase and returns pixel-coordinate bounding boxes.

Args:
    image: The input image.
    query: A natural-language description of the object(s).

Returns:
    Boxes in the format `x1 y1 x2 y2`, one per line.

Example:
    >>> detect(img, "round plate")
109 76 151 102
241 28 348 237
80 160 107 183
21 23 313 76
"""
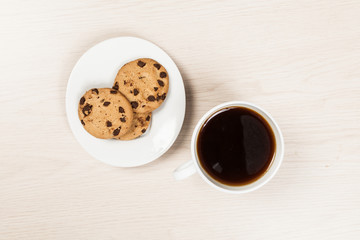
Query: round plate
66 37 186 167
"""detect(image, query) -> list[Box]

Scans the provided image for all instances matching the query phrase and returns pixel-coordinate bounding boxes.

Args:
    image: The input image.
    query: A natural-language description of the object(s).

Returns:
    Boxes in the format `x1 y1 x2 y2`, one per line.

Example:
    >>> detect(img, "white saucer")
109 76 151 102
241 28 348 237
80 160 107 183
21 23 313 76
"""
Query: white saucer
66 37 186 167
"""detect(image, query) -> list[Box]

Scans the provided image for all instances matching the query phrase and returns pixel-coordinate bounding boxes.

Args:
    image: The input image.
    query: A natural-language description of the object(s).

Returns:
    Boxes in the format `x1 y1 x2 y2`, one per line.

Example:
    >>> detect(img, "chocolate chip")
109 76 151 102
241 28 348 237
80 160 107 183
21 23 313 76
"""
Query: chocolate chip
137 60 146 67
135 125 138 128
82 104 92 116
134 89 139 96
80 97 85 105
119 107 125 113
103 101 110 106
157 80 164 87
110 90 117 94
130 90 133 93
130 83 133 87
91 88 99 94
112 82 119 90
142 105 145 108
106 121 112 127
154 87 158 91
113 127 121 136
139 76 145 79
161 93 166 100
160 72 167 78
131 101 138 109
156 95 161 101
120 117 126 122
141 129 146 133
154 63 161 70
81 120 85 125
146 115 150 121
124 80 127 85
148 95 155 102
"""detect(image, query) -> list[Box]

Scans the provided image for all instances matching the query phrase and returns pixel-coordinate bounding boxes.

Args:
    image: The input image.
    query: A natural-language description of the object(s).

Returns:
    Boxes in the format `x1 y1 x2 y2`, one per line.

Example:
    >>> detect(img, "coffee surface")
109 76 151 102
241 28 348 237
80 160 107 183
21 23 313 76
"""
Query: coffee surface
197 107 276 186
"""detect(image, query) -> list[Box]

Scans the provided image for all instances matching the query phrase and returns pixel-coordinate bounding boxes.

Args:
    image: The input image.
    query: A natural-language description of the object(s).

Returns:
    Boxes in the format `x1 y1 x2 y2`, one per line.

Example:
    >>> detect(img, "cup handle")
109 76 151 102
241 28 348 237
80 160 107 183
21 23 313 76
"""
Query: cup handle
173 160 197 180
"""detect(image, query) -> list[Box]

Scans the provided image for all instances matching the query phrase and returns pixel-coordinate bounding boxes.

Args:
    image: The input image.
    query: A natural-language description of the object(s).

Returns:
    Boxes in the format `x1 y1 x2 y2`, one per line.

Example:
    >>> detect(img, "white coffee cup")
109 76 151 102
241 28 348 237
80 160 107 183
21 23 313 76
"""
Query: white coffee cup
173 101 284 194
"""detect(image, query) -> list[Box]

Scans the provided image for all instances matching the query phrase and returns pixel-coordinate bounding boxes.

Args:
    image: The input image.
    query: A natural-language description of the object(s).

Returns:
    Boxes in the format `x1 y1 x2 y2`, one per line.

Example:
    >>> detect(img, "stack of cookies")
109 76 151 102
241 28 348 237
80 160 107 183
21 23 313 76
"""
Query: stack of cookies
78 58 169 140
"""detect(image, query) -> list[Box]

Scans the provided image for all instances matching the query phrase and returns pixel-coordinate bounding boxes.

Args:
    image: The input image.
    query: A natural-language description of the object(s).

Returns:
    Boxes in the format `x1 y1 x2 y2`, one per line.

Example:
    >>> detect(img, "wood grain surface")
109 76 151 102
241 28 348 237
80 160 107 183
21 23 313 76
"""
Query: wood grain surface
0 0 359 239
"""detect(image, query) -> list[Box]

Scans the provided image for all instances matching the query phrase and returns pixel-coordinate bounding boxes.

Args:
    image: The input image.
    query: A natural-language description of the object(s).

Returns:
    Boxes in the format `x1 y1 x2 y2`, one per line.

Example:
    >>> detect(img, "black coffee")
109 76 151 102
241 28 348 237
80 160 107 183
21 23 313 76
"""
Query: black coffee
197 106 276 186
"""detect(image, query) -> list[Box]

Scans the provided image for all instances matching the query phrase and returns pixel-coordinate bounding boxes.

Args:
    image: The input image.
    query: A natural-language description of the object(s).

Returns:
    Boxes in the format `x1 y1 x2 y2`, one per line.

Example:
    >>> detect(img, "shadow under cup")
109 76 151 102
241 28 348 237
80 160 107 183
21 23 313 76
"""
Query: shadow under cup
192 102 284 193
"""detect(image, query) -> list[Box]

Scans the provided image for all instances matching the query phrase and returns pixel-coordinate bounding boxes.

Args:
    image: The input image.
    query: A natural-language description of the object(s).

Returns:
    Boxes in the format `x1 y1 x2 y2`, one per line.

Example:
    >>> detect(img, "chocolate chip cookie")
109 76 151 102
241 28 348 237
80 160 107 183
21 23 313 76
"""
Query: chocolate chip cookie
113 58 169 113
117 112 152 140
78 88 134 139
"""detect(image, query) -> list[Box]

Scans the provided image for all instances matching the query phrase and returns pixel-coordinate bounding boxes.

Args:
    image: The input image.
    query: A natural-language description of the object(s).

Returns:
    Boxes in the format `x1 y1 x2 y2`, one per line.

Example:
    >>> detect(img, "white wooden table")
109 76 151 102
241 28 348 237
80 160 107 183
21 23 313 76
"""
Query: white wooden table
1 1 359 239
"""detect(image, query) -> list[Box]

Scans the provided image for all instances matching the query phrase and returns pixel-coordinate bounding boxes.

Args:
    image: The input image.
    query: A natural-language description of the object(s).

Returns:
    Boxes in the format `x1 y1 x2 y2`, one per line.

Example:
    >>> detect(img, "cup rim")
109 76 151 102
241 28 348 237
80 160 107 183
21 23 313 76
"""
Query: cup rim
191 101 284 194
